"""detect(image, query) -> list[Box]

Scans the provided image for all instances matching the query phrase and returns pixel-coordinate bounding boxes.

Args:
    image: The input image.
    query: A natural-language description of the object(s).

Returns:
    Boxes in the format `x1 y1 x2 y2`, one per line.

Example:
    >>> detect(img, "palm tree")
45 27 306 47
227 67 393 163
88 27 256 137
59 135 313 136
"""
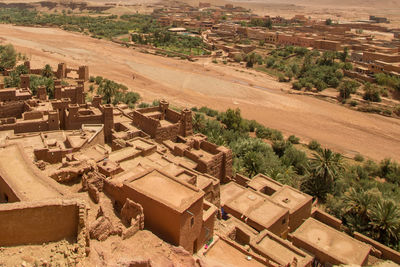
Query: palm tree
192 113 205 132
301 149 343 201
41 64 53 78
342 187 375 232
98 79 117 104
310 148 343 185
368 199 400 245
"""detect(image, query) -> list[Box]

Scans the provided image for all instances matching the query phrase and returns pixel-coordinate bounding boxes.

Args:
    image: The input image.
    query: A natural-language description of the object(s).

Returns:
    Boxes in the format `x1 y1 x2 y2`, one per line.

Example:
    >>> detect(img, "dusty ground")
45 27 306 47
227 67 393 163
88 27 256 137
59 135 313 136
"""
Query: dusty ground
0 25 399 161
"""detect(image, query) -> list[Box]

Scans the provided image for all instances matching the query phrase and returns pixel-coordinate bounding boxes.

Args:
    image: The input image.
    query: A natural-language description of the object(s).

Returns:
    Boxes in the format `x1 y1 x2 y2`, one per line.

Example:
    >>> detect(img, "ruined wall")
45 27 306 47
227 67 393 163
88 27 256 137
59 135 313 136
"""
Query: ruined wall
0 200 80 246
131 111 159 137
165 109 181 123
34 148 70 164
154 123 180 142
65 112 103 130
104 180 182 249
0 101 25 118
343 70 376 83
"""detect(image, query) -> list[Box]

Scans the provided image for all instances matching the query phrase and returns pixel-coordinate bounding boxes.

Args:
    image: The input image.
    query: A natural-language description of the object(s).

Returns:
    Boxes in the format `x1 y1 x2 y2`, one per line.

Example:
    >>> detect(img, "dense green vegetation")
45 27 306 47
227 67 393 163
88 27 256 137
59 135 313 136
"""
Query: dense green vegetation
88 76 140 107
0 8 209 56
262 46 352 91
191 105 400 251
0 44 17 70
0 8 138 39
131 30 210 56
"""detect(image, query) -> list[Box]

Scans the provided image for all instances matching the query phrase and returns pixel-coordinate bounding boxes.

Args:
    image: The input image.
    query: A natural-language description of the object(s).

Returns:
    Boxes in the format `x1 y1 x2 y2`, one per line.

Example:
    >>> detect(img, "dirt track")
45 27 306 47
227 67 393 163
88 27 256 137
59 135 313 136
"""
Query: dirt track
0 24 399 161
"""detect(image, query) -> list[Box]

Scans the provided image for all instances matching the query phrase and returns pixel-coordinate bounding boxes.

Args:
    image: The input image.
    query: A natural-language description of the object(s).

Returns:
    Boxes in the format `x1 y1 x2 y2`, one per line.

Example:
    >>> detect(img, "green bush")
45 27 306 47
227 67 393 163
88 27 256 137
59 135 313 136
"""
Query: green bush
292 81 302 90
308 139 321 150
354 154 364 162
287 135 300 144
0 44 17 70
363 83 381 102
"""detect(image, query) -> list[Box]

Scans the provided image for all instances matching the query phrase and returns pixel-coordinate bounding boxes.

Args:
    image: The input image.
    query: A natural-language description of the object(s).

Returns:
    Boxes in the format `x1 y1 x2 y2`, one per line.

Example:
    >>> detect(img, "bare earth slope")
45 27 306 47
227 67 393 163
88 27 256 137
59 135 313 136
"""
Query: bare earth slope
1 25 399 161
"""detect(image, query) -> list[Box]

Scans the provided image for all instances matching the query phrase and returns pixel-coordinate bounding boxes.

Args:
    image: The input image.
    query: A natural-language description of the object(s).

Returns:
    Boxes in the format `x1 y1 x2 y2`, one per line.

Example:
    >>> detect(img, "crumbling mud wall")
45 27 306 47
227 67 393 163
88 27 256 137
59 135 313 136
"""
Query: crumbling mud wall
0 199 86 246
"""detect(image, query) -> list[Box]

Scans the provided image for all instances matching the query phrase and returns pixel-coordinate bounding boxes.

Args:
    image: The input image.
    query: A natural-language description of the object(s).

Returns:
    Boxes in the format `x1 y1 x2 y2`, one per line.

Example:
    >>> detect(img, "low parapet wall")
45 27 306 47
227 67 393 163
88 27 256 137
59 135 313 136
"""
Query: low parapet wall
354 232 400 264
0 199 85 246
311 209 342 231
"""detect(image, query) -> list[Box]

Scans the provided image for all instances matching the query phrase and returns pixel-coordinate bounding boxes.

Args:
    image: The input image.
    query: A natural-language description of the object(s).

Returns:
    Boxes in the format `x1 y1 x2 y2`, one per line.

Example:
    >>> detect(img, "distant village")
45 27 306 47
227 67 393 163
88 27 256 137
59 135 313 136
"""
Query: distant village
146 1 400 82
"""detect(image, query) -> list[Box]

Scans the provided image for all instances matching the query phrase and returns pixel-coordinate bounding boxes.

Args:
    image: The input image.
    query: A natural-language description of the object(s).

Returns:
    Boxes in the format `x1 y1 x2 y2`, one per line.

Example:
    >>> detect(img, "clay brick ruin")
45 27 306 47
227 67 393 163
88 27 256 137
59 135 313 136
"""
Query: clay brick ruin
1 60 400 266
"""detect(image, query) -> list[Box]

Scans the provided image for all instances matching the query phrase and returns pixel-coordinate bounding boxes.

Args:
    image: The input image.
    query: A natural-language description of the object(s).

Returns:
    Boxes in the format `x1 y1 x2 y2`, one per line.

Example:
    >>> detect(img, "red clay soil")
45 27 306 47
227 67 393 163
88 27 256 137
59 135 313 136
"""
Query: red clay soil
0 25 399 161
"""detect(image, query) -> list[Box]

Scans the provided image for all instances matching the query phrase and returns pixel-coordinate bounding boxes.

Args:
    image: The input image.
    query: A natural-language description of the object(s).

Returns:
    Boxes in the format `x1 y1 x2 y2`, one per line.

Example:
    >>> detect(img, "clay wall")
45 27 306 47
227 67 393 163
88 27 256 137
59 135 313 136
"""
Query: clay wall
232 173 251 187
14 120 49 134
0 175 20 203
343 70 376 83
311 209 342 230
363 51 400 63
23 111 43 120
0 101 25 118
0 200 80 246
154 123 180 142
165 109 181 123
99 105 114 143
200 201 217 246
56 86 84 104
65 110 103 131
247 28 266 40
136 106 159 114
131 111 159 137
122 183 182 249
370 62 400 74
315 40 342 51
34 148 70 164
0 89 16 101
179 198 204 253
217 146 233 182
30 69 42 75
354 232 400 264
289 198 312 232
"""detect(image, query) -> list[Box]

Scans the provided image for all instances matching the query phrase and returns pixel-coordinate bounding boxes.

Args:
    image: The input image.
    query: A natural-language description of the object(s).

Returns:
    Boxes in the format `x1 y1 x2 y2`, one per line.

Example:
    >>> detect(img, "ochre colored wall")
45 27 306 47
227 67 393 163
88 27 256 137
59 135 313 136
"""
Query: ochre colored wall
0 201 79 246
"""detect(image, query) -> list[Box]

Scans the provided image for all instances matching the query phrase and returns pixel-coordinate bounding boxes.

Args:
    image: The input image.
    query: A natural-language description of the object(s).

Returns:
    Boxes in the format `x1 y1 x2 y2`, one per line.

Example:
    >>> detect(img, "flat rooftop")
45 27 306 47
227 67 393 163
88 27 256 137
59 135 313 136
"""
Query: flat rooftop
222 182 288 228
204 239 265 267
293 218 371 265
0 145 62 201
270 186 312 212
247 174 283 193
127 169 204 212
253 231 312 267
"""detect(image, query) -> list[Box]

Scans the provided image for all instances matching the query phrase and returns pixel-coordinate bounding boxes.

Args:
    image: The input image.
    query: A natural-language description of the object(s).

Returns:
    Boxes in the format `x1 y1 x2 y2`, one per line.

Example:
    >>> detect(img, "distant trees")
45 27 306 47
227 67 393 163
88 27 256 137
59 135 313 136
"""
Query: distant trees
338 80 360 99
325 18 333 25
363 83 382 102
0 44 17 70
94 78 139 106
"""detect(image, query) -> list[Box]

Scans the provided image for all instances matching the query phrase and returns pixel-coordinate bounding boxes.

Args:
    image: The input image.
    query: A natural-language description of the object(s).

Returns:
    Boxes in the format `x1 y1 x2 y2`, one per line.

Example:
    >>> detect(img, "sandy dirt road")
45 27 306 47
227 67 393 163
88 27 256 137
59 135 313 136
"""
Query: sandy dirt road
0 24 399 161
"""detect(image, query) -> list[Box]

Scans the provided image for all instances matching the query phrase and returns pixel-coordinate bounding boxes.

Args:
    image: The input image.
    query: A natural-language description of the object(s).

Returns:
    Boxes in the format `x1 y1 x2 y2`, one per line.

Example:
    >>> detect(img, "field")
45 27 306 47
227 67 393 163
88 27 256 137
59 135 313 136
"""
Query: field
1 24 400 162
